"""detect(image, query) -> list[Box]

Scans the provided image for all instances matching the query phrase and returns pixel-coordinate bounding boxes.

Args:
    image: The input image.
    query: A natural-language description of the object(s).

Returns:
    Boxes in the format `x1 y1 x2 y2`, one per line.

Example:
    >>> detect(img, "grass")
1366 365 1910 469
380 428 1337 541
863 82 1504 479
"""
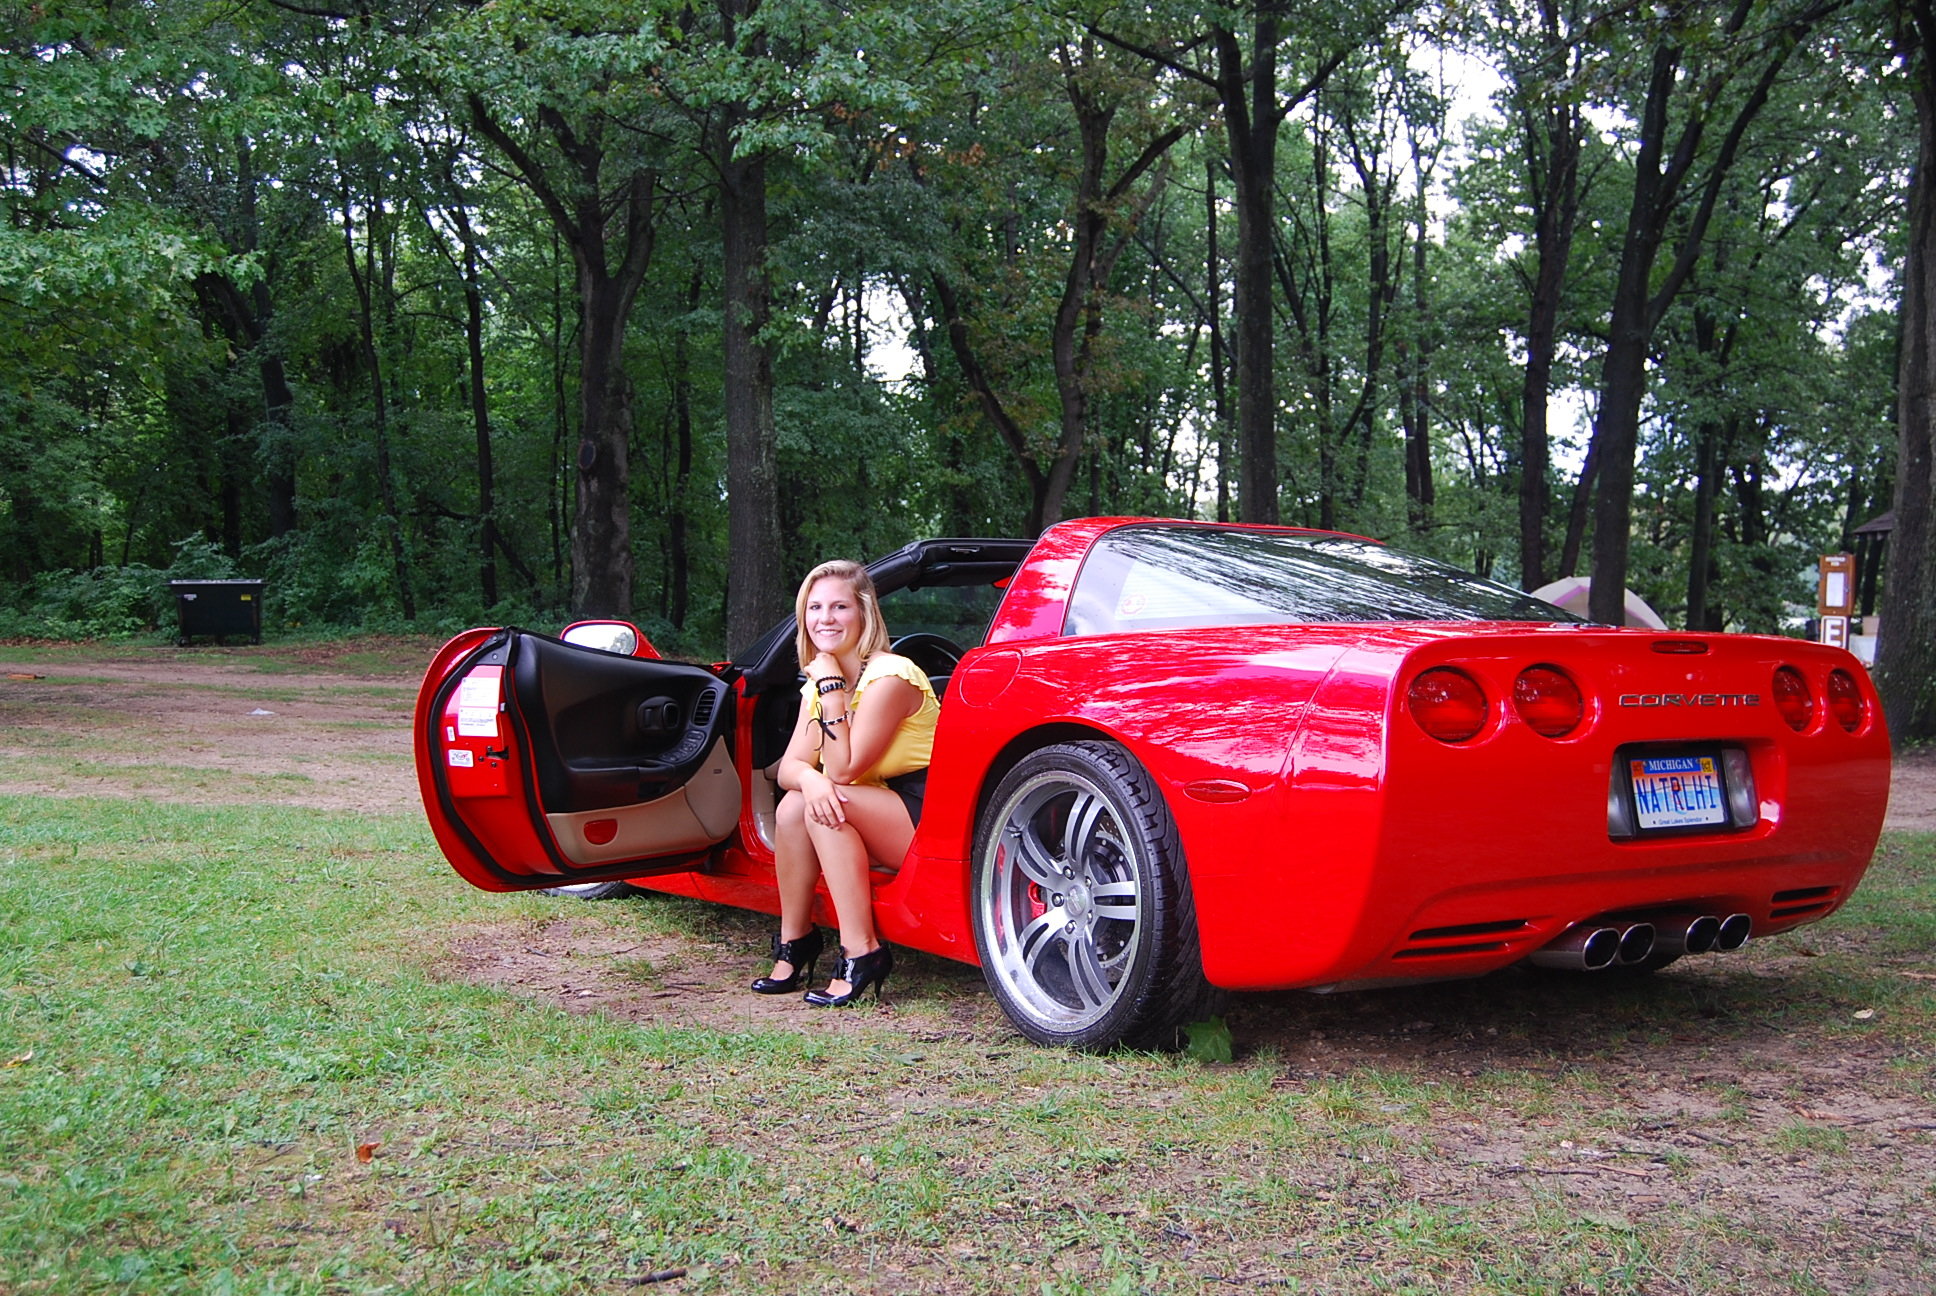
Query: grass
2 796 1933 1293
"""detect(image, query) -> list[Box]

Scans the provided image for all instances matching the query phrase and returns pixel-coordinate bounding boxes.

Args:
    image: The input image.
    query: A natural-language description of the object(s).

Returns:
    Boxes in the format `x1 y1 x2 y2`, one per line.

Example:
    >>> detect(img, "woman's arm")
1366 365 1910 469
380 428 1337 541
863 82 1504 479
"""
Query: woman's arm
776 695 826 792
777 693 851 826
817 674 921 785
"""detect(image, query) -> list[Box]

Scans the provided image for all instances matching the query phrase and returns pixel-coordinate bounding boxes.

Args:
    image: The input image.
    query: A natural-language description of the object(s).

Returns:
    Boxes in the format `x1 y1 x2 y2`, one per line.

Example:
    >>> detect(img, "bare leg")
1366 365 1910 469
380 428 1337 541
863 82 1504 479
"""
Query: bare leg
769 790 820 980
805 784 914 993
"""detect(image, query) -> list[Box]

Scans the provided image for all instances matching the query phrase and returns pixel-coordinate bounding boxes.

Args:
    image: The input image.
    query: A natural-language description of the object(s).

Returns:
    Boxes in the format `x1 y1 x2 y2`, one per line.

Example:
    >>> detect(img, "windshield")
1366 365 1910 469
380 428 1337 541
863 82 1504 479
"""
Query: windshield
1063 525 1580 635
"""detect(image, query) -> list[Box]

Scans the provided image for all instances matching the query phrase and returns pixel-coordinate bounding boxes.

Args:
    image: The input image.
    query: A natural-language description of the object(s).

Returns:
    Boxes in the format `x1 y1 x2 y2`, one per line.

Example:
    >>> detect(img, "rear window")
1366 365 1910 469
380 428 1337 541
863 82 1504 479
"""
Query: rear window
1063 525 1579 635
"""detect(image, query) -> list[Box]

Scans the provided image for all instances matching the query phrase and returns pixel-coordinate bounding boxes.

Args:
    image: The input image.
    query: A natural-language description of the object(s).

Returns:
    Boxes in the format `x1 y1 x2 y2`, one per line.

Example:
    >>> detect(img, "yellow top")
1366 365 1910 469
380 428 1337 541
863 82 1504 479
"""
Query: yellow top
804 652 938 784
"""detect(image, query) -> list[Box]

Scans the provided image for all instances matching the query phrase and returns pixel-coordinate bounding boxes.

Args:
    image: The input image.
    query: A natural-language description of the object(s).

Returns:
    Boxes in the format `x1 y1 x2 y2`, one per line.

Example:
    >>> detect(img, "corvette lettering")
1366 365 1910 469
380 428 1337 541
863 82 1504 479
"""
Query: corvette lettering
1617 693 1760 707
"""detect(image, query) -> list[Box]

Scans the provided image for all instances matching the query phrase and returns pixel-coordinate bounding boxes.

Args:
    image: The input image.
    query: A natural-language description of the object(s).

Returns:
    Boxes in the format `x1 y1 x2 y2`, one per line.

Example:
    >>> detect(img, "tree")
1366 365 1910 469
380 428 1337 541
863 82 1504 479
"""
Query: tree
1578 0 1847 623
1098 1 1406 524
426 1 669 618
1878 0 1936 737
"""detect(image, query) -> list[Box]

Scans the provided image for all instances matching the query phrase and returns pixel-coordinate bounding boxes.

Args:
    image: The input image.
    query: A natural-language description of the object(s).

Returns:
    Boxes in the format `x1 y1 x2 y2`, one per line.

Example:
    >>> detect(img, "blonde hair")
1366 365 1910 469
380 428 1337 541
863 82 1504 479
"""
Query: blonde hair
794 559 891 669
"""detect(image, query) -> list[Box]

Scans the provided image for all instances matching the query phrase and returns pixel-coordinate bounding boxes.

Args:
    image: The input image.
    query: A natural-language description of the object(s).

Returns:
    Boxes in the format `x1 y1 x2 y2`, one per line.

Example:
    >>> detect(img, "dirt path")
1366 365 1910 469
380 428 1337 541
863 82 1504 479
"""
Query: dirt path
0 639 429 813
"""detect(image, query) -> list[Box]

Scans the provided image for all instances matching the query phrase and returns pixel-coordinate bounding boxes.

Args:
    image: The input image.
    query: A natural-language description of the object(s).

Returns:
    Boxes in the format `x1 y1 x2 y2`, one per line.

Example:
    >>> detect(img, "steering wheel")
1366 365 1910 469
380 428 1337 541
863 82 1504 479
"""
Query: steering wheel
889 632 966 679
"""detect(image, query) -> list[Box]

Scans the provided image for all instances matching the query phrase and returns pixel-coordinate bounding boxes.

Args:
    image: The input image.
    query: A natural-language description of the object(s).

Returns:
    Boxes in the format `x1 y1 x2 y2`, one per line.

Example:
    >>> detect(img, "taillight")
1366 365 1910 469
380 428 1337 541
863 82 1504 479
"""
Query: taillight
1408 667 1489 743
1513 665 1584 737
1827 669 1866 732
1773 666 1813 732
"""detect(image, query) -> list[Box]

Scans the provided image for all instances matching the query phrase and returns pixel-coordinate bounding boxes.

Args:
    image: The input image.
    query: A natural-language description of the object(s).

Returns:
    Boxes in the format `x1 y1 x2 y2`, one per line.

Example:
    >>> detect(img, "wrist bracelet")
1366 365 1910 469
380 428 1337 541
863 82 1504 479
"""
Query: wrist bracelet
816 676 847 695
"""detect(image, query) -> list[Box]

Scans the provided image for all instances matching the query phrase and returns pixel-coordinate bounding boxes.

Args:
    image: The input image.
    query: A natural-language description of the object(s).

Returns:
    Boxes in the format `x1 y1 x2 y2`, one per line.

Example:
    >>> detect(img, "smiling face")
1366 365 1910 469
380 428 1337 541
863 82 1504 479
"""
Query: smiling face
803 575 863 659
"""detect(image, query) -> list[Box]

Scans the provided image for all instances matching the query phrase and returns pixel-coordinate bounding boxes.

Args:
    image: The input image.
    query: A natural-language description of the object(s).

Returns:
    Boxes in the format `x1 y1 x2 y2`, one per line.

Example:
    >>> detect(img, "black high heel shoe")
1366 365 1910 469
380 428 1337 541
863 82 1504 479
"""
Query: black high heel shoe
803 944 893 1007
751 928 824 995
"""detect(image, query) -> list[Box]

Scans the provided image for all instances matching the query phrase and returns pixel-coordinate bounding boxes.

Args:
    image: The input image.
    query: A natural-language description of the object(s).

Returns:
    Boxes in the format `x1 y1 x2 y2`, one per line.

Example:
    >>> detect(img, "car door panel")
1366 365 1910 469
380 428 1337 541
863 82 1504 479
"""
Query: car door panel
543 736 740 866
421 629 740 887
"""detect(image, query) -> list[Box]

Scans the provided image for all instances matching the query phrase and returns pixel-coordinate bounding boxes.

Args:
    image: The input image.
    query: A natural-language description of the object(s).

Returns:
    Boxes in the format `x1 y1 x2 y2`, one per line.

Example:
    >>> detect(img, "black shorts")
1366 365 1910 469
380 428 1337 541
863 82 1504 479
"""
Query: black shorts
885 769 928 827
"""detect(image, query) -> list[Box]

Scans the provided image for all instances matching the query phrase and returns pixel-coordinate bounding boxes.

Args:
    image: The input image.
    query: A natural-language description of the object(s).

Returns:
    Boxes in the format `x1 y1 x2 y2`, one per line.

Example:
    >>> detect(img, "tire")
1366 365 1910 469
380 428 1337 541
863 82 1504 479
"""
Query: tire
539 881 644 900
970 741 1221 1051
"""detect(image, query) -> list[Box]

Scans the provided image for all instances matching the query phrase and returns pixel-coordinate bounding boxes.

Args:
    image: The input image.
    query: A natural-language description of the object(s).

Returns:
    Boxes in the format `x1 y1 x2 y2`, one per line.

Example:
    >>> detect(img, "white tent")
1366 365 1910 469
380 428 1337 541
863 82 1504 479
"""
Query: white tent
1529 577 1669 630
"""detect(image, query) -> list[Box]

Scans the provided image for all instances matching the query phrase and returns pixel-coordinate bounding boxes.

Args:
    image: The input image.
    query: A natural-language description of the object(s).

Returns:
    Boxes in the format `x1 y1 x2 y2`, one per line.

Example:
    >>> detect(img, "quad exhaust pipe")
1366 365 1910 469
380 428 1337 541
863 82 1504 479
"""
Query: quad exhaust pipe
1528 921 1655 971
1530 911 1751 970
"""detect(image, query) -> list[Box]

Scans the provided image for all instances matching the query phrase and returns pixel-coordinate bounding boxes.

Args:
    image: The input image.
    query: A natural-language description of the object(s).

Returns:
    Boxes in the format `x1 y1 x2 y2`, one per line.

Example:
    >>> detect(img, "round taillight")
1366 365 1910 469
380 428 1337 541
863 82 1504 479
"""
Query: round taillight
1408 667 1489 743
1513 665 1584 738
1773 666 1814 732
1827 669 1865 732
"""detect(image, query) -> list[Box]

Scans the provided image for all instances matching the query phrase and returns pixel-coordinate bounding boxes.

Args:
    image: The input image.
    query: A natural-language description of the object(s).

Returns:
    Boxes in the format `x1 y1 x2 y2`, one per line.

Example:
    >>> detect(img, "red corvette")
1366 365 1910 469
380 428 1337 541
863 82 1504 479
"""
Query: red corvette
415 518 1892 1050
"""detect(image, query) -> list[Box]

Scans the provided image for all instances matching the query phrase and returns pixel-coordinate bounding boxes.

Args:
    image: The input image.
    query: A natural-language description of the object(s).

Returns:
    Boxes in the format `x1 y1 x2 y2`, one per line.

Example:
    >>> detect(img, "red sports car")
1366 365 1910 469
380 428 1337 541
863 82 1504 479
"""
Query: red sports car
415 518 1892 1050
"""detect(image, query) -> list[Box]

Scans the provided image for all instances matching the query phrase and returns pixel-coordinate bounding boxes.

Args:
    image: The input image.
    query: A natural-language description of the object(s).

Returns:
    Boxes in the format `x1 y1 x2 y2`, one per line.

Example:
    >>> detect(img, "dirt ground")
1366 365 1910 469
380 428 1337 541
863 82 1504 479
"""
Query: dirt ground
3 640 1933 1289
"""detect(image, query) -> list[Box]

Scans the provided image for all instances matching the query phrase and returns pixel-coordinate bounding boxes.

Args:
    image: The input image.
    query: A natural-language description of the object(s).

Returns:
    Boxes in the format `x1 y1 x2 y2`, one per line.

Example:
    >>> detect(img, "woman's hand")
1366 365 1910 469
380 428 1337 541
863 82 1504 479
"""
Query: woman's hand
801 769 849 827
806 652 845 688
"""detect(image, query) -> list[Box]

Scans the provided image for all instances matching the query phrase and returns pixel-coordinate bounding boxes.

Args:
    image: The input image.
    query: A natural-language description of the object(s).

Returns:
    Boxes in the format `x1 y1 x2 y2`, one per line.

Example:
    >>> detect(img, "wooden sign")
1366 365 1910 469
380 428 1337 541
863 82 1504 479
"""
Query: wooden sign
1817 553 1855 617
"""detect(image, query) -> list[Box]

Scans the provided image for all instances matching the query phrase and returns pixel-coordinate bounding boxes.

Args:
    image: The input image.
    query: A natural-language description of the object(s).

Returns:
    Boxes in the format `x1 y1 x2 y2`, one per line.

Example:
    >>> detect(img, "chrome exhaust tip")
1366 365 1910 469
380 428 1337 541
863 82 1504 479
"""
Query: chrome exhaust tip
1614 922 1656 965
1528 926 1622 971
1714 913 1752 951
1652 913 1721 957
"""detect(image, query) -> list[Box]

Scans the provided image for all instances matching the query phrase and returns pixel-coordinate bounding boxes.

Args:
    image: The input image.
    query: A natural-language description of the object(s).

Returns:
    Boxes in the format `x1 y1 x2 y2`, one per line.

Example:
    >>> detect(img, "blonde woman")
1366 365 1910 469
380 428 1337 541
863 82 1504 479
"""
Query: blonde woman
751 560 938 1005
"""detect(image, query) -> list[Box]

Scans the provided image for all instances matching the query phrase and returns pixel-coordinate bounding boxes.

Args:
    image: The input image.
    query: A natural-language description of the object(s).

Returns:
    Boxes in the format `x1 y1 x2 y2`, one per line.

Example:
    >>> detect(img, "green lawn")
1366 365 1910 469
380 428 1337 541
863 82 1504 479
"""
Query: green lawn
2 796 1931 1294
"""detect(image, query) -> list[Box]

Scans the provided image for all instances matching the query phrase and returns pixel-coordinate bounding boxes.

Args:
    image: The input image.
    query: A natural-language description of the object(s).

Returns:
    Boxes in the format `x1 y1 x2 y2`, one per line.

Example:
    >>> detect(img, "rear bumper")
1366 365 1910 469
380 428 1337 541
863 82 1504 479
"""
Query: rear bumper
1187 713 1889 992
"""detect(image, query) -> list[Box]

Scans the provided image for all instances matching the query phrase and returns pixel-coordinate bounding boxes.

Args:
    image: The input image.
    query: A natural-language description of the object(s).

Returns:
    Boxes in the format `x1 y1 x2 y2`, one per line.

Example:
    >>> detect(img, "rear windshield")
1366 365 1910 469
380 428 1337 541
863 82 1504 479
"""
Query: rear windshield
1063 525 1580 635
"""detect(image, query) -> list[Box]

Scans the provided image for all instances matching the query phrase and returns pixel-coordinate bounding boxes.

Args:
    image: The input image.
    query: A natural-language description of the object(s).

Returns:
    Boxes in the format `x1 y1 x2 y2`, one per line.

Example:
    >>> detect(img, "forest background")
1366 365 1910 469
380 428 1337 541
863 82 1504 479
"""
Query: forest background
9 0 1936 733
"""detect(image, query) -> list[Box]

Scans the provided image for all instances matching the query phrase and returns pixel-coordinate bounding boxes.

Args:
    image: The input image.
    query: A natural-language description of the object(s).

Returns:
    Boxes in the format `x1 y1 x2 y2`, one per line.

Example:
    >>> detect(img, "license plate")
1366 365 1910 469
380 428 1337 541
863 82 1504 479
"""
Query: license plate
1629 755 1727 831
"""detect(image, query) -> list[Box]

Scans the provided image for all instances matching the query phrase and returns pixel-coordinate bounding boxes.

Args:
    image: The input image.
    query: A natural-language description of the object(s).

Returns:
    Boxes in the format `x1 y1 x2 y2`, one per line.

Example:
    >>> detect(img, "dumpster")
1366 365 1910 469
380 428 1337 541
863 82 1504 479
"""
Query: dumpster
170 579 264 645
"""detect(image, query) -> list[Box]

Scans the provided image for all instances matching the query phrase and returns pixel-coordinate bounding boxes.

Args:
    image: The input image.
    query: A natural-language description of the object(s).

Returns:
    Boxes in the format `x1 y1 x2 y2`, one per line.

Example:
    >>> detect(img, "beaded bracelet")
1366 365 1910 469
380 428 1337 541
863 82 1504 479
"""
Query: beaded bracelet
816 676 848 696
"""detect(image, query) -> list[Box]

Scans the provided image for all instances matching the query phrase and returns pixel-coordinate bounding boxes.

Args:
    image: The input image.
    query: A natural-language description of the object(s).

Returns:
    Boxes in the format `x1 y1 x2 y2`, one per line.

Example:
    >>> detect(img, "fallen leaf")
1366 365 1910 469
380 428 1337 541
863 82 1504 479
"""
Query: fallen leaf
355 1141 382 1163
6 672 44 681
5 1050 31 1067
1854 1008 1876 1020
1183 1015 1233 1063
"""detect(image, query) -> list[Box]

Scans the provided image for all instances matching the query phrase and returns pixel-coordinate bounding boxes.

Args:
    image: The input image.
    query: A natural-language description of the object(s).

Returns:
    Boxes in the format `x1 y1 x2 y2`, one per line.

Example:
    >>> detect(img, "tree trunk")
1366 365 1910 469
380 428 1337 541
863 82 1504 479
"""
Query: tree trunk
453 205 498 609
668 265 702 630
340 181 416 621
1216 18 1283 524
1401 143 1435 536
719 112 784 649
1878 10 1936 739
1685 417 1722 630
574 278 637 618
1206 152 1234 523
237 137 297 538
1515 18 1582 589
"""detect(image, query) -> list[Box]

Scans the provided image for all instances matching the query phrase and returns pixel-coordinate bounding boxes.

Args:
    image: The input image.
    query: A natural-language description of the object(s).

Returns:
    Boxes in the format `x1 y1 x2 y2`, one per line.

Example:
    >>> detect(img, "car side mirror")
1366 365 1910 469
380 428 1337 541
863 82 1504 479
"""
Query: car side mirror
560 620 657 658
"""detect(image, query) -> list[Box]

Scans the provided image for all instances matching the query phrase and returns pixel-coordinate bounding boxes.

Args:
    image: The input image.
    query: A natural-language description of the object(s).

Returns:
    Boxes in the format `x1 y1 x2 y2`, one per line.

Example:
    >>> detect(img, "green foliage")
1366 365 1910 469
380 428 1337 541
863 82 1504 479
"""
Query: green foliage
0 538 234 640
0 0 1914 651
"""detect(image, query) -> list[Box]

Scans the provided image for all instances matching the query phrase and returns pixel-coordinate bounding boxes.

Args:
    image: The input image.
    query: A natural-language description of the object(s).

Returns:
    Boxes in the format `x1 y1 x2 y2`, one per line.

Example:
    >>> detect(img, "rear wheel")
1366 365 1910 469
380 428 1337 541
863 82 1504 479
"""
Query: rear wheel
971 741 1220 1051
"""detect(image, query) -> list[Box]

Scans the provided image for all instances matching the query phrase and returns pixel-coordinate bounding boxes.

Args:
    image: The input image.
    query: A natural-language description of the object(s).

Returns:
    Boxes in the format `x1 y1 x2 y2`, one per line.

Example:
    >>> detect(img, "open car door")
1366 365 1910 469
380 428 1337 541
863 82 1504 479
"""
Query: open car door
416 628 741 892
